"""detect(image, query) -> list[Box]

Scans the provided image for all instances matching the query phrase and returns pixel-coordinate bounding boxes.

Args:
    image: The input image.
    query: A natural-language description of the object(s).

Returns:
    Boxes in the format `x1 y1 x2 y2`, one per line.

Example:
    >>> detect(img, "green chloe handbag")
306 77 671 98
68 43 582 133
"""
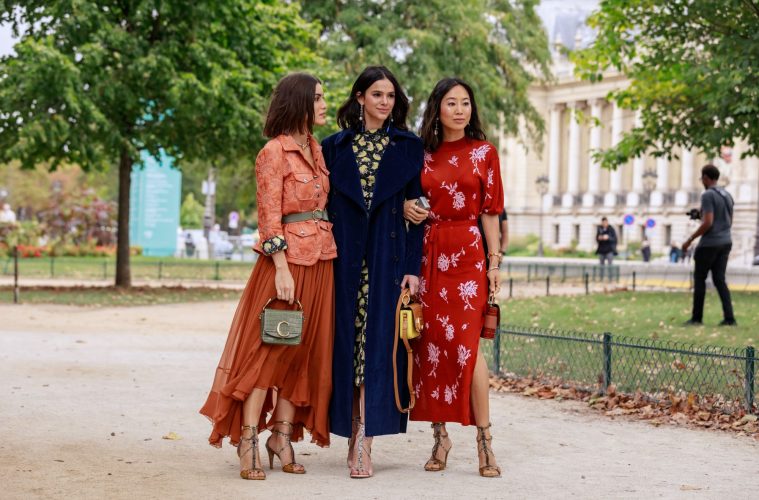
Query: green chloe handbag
259 297 304 346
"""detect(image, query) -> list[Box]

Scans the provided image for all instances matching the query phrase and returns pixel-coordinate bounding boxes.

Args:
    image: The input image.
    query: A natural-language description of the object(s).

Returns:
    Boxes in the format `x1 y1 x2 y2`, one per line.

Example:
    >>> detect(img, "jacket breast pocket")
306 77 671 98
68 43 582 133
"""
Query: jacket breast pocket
284 222 318 261
288 173 320 202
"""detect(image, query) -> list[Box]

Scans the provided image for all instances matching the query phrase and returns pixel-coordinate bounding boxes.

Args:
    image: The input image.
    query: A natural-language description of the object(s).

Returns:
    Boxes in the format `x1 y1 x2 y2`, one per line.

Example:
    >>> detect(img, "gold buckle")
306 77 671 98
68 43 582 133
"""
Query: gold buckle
312 209 323 220
276 321 291 338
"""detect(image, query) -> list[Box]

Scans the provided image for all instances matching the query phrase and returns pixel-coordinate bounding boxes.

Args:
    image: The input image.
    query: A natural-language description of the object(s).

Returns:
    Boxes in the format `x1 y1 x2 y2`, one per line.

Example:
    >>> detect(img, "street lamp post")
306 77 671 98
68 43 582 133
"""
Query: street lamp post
641 168 658 240
535 175 550 257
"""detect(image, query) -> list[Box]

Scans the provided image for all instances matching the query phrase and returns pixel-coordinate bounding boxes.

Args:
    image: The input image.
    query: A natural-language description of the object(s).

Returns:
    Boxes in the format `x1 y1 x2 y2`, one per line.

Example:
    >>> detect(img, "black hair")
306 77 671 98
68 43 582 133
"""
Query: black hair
336 65 409 131
419 78 486 152
264 73 320 138
701 164 720 181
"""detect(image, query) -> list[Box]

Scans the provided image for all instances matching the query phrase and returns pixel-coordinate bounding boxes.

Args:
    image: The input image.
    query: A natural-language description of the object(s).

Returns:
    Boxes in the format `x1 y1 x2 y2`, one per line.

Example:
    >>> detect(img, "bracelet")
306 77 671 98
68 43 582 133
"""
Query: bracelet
487 252 501 258
487 266 500 272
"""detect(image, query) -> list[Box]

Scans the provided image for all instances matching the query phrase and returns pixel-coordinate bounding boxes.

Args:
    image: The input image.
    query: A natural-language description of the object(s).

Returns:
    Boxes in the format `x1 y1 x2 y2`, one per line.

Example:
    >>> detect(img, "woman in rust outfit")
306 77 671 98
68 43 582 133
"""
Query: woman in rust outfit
200 73 336 480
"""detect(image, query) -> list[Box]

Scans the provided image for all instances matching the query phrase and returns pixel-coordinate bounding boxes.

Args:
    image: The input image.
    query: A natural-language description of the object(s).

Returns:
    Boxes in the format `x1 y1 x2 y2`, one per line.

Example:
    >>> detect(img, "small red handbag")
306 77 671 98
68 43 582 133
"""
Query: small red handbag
481 293 500 339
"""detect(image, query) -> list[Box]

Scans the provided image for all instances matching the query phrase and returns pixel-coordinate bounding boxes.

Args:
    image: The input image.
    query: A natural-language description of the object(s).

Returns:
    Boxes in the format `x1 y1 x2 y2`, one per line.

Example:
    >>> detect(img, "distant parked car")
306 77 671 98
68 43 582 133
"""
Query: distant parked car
209 229 234 260
753 255 759 266
240 229 259 249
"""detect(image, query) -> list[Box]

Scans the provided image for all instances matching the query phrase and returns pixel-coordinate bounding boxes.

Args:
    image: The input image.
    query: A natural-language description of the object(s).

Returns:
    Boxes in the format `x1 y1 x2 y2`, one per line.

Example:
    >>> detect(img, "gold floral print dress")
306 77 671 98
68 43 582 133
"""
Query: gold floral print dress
352 128 390 387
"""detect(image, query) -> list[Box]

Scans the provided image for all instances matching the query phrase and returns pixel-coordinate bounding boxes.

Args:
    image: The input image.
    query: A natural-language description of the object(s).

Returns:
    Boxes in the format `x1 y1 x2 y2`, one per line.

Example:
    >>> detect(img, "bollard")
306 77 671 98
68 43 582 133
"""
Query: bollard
632 270 637 291
527 264 531 283
746 346 755 413
602 332 612 393
584 272 589 295
546 276 550 296
50 256 55 278
214 261 221 281
13 245 19 304
509 277 513 299
561 263 567 283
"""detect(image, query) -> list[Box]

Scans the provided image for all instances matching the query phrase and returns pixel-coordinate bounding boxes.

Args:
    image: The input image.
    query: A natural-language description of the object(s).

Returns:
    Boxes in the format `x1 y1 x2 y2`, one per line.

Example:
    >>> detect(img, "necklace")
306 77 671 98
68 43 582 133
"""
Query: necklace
294 135 310 150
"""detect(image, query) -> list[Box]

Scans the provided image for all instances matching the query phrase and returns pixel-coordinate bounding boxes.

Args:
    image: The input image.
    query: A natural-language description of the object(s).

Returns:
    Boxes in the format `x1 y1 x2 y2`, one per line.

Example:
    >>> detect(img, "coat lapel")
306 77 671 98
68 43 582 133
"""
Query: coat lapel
329 130 367 211
370 129 419 213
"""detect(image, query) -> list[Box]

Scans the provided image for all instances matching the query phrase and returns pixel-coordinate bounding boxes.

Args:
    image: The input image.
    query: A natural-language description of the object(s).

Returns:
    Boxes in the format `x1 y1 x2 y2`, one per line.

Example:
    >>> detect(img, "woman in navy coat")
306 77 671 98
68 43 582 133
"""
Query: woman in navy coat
322 66 424 478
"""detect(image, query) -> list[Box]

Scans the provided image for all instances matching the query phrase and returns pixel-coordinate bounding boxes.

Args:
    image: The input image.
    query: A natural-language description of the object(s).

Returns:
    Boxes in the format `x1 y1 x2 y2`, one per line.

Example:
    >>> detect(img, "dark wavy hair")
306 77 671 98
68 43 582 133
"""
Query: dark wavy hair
264 72 321 138
336 65 409 131
419 78 486 151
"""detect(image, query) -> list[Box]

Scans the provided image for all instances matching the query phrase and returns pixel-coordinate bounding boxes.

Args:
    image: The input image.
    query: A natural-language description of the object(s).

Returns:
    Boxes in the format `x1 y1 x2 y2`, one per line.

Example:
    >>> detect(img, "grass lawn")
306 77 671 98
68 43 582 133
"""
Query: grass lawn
0 285 241 307
500 291 758 348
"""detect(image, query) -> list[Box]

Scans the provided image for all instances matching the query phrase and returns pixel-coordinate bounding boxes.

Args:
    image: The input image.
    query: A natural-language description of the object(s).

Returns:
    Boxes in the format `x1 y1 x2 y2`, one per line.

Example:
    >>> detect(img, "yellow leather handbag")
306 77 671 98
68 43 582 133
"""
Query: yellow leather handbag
393 289 423 413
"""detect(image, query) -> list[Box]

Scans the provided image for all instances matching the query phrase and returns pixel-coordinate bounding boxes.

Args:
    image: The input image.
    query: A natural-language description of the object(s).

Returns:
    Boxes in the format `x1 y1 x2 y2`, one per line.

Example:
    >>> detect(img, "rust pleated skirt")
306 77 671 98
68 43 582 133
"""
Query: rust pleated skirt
199 256 334 448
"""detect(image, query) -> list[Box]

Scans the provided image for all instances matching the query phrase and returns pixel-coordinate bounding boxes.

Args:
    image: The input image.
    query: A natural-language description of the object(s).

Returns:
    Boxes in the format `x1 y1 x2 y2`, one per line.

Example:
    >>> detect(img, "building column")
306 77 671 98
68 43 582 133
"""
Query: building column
650 155 669 206
546 103 563 209
562 102 582 208
626 111 645 207
605 101 624 207
583 99 603 207
675 148 694 206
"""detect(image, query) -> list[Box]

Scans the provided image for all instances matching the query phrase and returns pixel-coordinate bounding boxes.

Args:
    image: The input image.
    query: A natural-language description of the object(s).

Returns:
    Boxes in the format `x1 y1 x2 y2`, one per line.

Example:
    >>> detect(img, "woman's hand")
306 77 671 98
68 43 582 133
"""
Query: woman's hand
400 274 420 296
486 268 500 297
403 199 430 225
275 267 296 304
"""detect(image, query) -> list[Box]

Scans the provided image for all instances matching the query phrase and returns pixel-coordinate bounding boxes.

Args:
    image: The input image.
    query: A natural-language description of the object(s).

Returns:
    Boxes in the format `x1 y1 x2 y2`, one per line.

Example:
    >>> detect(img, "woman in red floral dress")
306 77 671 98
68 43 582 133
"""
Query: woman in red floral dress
405 78 503 478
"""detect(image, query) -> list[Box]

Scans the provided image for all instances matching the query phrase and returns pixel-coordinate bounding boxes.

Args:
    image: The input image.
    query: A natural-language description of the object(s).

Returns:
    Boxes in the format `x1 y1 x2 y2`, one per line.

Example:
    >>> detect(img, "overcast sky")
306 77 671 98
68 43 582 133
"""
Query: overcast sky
0 1 600 57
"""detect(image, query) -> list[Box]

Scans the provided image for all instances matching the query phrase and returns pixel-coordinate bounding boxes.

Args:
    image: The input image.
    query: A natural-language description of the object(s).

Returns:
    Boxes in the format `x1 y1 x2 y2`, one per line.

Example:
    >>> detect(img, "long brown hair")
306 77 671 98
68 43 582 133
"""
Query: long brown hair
419 78 486 152
264 73 321 138
336 66 409 131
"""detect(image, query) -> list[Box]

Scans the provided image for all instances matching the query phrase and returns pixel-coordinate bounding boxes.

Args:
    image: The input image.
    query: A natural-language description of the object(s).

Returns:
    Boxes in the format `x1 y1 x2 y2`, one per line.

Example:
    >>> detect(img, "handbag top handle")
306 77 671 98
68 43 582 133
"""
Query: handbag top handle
260 297 304 314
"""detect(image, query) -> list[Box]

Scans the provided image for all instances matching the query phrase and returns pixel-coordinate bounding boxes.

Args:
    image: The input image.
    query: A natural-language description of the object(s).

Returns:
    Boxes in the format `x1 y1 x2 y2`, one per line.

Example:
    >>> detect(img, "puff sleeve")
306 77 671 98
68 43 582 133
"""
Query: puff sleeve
481 144 505 215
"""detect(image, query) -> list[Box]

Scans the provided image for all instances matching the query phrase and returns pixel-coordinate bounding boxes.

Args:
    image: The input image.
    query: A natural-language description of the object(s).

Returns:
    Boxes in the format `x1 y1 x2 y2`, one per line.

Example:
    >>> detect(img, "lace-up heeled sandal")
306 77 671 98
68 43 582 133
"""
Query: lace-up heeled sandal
238 425 266 480
347 416 361 467
265 420 306 474
349 421 373 479
424 422 452 472
476 423 501 478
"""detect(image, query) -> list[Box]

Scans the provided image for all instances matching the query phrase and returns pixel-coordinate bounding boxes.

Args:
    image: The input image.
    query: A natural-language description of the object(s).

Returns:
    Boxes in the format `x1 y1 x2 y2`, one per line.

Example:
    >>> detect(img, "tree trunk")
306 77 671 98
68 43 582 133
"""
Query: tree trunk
755 176 759 259
116 146 133 287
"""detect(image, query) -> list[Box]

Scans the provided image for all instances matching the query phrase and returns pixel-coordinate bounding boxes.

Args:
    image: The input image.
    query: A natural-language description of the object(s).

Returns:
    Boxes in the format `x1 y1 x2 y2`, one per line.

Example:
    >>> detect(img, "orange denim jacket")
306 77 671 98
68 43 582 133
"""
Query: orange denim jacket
253 135 337 265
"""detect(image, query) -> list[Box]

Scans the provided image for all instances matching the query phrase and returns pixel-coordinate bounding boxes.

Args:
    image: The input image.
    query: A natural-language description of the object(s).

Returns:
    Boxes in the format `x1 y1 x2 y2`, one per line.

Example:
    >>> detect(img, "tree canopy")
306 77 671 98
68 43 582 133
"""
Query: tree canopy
302 0 552 146
0 0 321 285
572 0 759 168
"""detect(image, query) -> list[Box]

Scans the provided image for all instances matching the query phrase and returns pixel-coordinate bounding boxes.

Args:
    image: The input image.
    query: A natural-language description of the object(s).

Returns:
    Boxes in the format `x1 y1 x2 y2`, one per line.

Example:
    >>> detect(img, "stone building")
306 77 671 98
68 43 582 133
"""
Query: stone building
500 10 758 263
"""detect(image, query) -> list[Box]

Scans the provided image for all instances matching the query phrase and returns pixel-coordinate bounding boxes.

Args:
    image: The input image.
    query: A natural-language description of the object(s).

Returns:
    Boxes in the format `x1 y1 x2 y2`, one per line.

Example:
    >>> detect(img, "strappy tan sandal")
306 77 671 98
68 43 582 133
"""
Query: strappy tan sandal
424 422 452 472
476 423 501 478
347 416 361 467
265 420 306 474
238 425 266 480
349 421 373 478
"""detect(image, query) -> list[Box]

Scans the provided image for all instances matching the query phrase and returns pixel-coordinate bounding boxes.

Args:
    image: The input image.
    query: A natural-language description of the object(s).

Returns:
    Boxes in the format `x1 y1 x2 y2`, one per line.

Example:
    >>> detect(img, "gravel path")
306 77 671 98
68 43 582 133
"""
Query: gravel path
1 302 756 499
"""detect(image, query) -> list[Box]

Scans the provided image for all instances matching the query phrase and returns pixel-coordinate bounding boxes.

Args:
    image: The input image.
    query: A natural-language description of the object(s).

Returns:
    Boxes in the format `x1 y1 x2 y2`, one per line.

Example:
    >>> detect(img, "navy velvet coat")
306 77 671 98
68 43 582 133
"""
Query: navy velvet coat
322 127 424 438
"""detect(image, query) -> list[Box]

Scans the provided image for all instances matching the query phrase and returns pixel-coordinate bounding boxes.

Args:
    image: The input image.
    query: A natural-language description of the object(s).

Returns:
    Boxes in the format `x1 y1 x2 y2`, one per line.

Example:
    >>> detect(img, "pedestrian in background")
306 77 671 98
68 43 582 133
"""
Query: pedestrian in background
682 164 736 326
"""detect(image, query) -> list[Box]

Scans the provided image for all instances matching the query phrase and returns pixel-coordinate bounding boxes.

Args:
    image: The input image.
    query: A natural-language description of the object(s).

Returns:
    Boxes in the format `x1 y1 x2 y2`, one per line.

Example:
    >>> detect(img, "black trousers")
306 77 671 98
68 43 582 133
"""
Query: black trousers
691 243 734 322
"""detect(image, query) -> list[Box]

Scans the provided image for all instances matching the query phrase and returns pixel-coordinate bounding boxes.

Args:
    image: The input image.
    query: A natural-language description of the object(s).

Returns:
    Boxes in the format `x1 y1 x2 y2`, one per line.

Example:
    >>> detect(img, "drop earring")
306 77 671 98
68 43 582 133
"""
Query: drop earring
359 103 364 132
386 115 393 133
434 118 439 136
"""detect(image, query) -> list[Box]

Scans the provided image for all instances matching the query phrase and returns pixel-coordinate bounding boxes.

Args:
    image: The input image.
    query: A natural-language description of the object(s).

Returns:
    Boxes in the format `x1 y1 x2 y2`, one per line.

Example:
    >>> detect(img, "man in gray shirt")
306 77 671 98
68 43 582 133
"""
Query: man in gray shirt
682 164 736 325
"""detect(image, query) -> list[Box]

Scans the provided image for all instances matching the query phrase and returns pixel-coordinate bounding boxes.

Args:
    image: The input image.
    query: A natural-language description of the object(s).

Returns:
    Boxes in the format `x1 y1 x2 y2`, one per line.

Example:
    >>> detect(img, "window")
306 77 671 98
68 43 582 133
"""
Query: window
573 224 580 244
554 224 560 245
665 224 672 245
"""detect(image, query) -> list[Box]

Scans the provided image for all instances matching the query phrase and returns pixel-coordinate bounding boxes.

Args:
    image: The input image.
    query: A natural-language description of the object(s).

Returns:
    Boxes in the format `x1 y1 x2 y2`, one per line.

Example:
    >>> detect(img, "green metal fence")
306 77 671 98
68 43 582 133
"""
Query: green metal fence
481 325 757 414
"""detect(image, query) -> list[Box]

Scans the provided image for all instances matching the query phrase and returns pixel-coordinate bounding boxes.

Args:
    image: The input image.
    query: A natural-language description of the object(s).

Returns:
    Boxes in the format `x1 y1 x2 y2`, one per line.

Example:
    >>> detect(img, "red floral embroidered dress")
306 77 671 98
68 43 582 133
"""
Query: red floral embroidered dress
410 137 504 425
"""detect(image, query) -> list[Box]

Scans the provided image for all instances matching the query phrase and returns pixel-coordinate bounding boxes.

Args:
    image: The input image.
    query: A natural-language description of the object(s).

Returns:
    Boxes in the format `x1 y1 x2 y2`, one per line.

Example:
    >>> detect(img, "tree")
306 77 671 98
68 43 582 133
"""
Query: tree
180 192 204 229
0 1 321 286
572 0 759 254
301 0 552 146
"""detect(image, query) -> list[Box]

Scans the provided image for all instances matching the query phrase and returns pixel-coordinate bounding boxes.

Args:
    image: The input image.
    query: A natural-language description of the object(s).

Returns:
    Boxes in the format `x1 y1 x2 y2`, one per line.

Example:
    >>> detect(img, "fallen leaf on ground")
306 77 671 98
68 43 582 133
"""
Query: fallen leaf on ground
162 432 182 440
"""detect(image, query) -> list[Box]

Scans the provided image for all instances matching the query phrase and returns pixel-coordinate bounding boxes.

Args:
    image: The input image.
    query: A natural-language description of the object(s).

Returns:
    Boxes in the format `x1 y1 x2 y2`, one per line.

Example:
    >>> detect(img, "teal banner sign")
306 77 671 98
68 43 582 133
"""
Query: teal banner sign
129 150 182 257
